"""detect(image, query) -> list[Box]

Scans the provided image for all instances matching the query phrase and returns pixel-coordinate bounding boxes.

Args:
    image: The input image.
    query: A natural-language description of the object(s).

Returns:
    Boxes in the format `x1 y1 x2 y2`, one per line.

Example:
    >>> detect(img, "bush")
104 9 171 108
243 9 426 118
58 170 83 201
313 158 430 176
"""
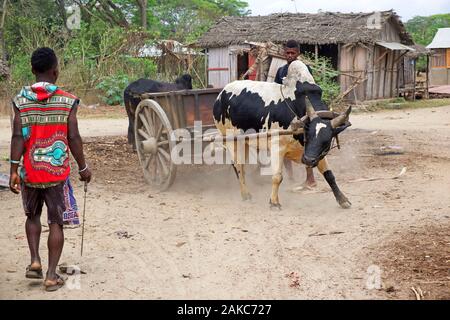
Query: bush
303 53 341 105
124 57 158 79
10 54 34 91
96 74 129 106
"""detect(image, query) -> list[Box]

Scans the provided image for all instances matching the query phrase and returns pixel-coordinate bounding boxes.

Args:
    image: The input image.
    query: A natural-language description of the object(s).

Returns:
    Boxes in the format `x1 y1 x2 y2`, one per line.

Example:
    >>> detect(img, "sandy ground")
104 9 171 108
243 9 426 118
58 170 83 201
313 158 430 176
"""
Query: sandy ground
0 105 449 300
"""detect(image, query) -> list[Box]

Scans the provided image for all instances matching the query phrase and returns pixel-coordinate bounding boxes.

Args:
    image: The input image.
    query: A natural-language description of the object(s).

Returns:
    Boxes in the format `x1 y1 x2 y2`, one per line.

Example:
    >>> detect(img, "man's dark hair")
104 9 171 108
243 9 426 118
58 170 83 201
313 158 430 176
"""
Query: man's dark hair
285 40 299 50
31 47 58 73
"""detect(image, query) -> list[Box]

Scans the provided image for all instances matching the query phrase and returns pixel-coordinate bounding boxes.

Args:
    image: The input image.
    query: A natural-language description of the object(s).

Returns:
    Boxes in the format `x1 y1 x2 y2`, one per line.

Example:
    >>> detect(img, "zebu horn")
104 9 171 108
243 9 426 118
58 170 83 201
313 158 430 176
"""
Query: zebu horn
331 106 352 128
305 97 318 120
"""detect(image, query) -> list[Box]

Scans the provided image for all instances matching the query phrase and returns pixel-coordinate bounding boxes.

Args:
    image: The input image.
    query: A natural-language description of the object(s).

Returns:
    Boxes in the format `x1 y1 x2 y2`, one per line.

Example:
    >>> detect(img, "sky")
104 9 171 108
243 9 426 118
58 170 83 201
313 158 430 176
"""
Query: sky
246 0 450 21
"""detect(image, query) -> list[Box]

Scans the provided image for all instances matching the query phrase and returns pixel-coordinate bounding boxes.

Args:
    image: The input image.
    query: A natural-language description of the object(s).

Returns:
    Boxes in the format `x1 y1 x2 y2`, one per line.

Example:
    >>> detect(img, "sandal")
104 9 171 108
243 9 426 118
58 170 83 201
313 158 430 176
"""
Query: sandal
25 264 43 279
44 274 66 292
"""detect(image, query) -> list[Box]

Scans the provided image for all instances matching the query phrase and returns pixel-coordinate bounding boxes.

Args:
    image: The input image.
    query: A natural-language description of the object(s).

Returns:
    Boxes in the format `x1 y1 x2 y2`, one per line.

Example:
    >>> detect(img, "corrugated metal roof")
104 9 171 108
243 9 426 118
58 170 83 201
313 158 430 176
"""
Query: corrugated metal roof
427 28 450 49
377 41 415 51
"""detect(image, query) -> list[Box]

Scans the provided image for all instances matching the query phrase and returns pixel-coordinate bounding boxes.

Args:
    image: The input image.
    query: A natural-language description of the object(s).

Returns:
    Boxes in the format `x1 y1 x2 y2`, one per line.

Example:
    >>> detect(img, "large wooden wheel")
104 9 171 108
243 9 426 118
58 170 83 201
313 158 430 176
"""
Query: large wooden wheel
134 99 176 191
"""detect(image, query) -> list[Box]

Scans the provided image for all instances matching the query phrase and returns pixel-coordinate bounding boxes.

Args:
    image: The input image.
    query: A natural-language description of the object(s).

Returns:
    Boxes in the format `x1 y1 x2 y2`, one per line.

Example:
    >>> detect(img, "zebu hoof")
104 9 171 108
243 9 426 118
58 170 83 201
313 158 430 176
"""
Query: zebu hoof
338 196 352 209
269 200 282 211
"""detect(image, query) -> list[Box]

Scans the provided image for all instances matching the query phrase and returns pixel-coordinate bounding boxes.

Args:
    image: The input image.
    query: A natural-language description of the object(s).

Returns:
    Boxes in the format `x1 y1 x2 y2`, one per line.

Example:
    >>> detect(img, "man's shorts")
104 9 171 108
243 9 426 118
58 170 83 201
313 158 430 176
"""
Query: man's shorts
21 178 80 226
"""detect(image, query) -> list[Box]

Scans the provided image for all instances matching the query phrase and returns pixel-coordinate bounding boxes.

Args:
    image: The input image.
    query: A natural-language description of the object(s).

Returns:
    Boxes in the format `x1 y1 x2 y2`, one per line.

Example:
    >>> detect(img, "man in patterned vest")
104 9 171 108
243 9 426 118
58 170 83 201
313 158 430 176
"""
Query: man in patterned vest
275 40 317 189
9 47 92 291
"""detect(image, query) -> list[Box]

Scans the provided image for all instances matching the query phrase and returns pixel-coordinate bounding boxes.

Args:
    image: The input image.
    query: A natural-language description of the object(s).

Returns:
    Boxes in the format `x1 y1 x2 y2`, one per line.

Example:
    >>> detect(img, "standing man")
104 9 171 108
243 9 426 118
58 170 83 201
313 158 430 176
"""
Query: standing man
9 47 92 291
275 40 316 188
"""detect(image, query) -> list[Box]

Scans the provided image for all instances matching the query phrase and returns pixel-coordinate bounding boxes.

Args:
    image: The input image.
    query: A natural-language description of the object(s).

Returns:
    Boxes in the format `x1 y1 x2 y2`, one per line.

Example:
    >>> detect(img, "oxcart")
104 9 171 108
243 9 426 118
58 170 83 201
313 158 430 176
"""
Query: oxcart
133 88 308 191
133 88 222 191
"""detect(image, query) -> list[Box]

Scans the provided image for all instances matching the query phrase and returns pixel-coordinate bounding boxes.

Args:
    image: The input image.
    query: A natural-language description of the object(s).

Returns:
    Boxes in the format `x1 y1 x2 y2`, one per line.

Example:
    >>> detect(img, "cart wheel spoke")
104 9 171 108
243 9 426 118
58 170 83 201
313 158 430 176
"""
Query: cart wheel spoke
139 113 152 136
134 99 177 191
138 128 150 140
143 154 152 170
145 107 156 136
155 122 163 141
157 153 169 177
158 147 171 162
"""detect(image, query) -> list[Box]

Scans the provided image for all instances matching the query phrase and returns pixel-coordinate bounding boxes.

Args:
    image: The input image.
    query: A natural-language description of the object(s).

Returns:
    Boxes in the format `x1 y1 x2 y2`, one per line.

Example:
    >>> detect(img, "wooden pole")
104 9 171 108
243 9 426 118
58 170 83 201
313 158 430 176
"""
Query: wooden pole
396 57 400 98
315 44 319 64
413 59 417 101
205 49 208 87
426 55 430 99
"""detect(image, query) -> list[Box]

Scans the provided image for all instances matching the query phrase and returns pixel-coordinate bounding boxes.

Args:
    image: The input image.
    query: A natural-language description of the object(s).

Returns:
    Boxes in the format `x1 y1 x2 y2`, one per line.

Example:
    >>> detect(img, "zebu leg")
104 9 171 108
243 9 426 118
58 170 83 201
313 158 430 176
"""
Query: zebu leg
227 140 252 201
269 148 286 210
317 157 351 209
235 163 251 201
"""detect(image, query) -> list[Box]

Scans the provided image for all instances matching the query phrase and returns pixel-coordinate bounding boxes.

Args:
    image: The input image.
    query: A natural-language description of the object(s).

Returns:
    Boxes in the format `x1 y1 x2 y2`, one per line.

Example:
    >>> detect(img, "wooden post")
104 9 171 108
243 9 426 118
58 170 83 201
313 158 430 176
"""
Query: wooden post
413 59 417 101
396 57 400 98
315 44 318 64
205 48 208 87
426 55 430 99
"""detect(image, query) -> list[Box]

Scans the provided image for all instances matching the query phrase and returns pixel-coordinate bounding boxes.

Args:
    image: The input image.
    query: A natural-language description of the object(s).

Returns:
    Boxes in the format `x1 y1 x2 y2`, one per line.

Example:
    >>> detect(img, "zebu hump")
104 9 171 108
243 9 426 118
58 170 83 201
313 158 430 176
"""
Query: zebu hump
221 80 295 108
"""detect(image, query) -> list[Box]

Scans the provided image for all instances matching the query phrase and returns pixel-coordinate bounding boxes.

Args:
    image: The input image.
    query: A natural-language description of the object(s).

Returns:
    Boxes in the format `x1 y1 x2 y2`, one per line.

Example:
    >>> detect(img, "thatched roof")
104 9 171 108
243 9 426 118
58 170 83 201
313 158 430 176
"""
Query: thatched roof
197 10 414 48
407 44 432 59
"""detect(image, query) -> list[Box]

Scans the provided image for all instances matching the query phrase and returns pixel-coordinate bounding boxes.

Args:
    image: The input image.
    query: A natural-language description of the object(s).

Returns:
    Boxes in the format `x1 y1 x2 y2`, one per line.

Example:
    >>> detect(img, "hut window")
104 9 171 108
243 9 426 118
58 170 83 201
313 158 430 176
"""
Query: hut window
431 49 446 68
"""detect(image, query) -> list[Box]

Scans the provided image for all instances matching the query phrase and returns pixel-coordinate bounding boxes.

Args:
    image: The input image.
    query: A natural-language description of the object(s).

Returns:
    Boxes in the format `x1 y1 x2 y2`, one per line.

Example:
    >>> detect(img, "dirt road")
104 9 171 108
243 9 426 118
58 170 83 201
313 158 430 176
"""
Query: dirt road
1 106 449 299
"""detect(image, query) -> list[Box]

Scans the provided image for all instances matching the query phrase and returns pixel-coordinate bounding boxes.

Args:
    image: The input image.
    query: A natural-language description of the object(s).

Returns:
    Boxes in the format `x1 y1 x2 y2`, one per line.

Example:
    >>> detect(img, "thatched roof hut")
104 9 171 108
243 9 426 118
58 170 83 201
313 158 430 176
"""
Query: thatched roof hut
197 10 413 48
198 10 426 101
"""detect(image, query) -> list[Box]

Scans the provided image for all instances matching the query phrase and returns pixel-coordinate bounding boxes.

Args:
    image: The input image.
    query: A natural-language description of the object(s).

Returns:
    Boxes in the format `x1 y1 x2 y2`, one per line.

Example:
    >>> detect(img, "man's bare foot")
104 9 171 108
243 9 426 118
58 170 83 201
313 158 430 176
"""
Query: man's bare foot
304 180 317 189
291 180 318 193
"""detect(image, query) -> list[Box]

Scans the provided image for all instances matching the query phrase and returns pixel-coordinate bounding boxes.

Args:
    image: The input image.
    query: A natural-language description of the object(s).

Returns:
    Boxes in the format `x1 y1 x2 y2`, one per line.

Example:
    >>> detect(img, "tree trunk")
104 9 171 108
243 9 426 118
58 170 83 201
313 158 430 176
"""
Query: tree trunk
56 0 68 31
0 0 8 61
136 0 147 30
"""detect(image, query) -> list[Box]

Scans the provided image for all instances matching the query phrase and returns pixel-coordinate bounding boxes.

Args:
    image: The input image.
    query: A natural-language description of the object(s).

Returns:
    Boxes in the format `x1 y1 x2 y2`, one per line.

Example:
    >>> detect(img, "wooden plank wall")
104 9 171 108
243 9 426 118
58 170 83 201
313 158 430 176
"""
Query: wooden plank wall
338 19 406 100
380 20 401 98
207 45 250 87
207 47 230 88
380 19 402 42
339 44 368 101
341 44 402 100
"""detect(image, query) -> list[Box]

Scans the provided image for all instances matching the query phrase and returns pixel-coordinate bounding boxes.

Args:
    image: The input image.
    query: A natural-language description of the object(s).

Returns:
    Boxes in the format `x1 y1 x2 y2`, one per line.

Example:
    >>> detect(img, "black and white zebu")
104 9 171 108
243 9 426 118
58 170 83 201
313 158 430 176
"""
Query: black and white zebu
213 60 352 209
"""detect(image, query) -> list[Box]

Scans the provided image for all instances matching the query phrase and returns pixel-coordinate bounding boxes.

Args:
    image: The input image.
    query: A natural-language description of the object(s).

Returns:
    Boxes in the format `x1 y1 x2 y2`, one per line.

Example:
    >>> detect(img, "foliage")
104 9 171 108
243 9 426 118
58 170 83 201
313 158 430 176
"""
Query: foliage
96 74 130 105
405 13 450 72
147 0 250 42
405 14 450 46
1 0 249 105
302 53 340 105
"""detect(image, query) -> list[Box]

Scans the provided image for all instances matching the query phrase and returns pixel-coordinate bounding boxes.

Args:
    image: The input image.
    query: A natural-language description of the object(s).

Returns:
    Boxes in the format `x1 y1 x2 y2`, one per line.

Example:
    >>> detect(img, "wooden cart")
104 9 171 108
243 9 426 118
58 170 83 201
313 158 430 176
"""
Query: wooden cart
133 88 223 191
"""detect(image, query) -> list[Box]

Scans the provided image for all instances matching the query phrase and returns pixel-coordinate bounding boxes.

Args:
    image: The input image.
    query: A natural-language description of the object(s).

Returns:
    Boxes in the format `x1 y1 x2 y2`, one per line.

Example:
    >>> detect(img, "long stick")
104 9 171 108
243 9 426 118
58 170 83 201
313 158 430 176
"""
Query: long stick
80 181 87 256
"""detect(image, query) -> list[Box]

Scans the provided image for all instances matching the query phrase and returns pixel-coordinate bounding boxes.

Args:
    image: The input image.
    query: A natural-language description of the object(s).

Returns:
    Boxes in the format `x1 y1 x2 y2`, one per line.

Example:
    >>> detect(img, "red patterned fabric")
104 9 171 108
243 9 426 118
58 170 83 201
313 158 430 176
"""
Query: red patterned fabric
14 82 78 188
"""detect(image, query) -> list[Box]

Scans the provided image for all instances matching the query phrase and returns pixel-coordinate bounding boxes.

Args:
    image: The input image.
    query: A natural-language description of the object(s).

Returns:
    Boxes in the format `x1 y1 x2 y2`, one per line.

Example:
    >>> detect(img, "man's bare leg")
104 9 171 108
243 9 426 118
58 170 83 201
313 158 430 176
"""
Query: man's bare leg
46 223 64 281
25 215 42 268
304 167 317 188
284 159 294 181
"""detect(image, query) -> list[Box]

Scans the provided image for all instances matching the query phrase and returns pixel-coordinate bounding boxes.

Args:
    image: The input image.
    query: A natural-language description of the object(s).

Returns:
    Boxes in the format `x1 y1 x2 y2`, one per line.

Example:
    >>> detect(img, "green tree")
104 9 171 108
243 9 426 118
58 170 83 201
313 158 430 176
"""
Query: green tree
405 13 450 46
147 0 249 42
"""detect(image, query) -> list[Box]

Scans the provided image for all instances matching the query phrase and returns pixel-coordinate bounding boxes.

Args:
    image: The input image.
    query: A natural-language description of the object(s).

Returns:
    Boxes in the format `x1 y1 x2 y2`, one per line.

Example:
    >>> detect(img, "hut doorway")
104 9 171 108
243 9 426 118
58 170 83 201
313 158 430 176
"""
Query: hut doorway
237 52 250 80
300 44 339 69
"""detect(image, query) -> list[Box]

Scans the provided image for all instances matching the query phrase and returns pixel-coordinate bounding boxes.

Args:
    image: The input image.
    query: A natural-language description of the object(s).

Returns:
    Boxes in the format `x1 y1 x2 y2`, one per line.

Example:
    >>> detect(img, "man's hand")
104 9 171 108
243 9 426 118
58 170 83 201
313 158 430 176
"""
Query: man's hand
79 167 92 183
9 172 21 194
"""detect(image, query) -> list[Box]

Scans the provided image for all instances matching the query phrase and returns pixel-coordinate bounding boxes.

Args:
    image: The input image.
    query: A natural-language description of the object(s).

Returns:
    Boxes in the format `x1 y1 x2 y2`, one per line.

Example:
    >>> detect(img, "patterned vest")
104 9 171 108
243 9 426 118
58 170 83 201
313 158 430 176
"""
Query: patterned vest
13 82 78 188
